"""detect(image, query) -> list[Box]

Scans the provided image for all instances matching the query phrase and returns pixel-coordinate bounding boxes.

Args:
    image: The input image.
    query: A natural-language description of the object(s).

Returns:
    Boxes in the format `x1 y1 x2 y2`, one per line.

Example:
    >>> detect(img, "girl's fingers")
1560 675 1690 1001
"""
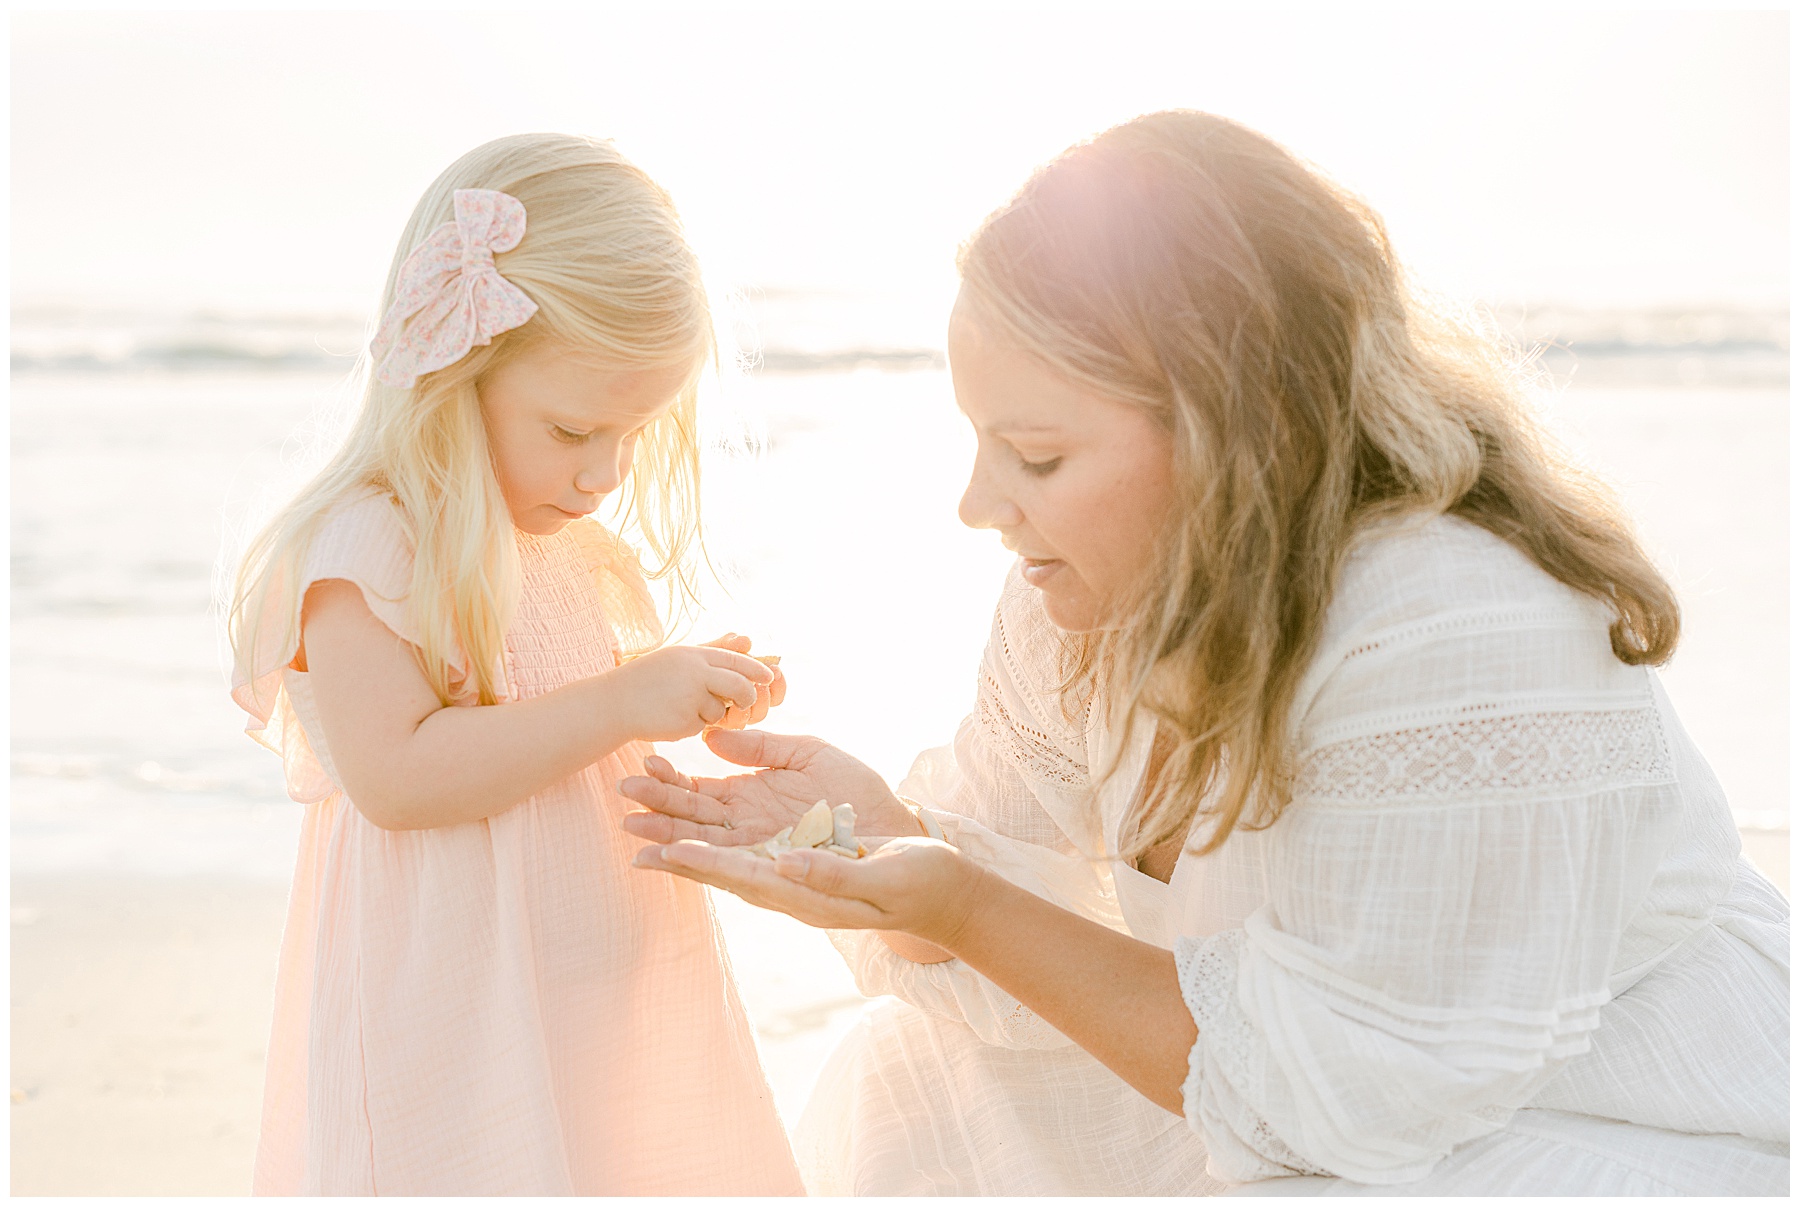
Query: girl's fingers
768 666 787 707
706 668 760 711
735 681 772 727
701 647 775 685
703 633 751 653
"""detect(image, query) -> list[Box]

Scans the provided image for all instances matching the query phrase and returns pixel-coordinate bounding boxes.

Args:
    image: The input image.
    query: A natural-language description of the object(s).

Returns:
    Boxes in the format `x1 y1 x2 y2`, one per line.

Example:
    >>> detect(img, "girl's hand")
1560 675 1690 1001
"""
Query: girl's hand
619 728 919 846
606 644 773 743
632 834 988 948
698 633 786 730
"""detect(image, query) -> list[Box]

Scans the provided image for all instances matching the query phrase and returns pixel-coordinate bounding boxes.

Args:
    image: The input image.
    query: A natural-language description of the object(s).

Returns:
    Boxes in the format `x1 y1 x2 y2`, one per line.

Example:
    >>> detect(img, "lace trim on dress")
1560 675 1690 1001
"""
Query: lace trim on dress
1178 932 1331 1181
975 668 1088 790
1292 706 1673 807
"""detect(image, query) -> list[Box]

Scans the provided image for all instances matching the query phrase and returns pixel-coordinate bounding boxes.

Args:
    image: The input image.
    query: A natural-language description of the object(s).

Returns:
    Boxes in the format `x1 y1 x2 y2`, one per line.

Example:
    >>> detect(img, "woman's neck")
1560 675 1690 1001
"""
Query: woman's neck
1132 727 1184 883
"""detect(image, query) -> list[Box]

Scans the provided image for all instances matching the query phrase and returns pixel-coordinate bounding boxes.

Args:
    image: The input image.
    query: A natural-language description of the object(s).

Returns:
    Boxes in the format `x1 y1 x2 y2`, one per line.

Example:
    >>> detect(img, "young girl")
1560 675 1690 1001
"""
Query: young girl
230 134 804 1195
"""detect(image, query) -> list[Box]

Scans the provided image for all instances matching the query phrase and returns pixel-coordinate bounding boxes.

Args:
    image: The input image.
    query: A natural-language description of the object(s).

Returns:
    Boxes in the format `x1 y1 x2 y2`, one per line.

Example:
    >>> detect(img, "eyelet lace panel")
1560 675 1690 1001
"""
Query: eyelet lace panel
1292 707 1673 807
976 668 1088 790
1178 932 1331 1181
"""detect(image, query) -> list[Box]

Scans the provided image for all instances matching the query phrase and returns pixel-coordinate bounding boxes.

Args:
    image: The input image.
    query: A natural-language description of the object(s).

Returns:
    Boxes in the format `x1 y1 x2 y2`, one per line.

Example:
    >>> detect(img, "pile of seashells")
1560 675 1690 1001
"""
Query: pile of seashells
745 800 866 860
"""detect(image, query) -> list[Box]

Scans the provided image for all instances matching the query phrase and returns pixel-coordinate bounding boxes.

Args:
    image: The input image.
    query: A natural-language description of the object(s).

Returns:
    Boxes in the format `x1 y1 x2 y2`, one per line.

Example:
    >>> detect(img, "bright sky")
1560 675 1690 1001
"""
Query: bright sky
11 8 1790 315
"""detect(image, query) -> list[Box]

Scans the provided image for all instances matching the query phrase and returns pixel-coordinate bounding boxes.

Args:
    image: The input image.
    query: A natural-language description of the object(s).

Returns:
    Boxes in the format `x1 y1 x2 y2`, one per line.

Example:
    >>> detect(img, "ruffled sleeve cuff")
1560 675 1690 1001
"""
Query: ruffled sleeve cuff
1176 931 1331 1184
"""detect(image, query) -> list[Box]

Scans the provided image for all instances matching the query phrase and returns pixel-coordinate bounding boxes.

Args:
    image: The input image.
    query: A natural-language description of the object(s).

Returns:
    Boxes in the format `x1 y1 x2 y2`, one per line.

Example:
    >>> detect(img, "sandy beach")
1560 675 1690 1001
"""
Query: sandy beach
11 875 286 1195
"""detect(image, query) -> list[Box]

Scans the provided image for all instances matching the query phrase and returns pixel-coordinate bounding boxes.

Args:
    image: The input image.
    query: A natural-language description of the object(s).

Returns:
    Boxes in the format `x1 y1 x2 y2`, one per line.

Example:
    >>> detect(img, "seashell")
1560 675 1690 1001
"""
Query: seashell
742 803 869 860
745 824 794 859
831 803 857 849
789 800 834 849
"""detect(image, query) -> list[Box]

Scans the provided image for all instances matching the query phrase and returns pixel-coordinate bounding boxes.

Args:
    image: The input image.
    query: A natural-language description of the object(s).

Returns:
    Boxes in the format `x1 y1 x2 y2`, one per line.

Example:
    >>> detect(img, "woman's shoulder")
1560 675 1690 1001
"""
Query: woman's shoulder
1327 510 1609 641
1291 511 1643 747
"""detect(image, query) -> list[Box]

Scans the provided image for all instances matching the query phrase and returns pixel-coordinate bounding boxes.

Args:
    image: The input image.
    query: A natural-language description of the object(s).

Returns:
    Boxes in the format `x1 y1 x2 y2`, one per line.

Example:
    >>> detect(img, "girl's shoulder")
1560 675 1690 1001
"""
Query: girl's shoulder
312 486 413 558
301 487 416 611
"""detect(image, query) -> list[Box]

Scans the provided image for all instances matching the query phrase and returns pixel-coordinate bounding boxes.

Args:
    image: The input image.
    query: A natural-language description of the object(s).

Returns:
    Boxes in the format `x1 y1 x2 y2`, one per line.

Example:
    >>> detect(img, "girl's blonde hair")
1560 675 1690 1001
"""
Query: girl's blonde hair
231 133 711 705
957 110 1680 859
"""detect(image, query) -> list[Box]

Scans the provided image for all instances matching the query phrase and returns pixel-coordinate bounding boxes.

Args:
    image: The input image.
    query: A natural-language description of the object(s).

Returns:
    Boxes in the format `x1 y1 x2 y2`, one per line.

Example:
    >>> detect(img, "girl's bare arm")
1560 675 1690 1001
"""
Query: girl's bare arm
300 579 771 830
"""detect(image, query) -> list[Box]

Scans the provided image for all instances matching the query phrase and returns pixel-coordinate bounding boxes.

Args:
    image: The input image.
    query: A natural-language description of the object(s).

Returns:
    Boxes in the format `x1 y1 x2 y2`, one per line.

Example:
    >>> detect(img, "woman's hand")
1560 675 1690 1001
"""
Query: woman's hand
634 803 1196 1115
633 834 989 948
604 642 773 743
618 728 920 846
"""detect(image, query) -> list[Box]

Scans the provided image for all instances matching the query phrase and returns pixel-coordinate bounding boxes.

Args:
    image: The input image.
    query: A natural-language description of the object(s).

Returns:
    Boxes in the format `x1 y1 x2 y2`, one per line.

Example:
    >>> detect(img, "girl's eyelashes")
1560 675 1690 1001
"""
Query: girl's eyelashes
554 420 652 445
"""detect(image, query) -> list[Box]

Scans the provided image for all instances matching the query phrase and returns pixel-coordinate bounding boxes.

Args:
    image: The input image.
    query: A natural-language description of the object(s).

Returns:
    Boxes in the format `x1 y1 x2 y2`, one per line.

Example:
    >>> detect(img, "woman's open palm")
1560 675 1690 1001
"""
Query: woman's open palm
618 727 918 846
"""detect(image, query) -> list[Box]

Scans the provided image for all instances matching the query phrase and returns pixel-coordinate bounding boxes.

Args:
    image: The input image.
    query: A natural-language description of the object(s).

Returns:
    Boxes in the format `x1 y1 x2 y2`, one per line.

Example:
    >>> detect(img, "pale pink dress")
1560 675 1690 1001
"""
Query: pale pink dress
233 491 802 1195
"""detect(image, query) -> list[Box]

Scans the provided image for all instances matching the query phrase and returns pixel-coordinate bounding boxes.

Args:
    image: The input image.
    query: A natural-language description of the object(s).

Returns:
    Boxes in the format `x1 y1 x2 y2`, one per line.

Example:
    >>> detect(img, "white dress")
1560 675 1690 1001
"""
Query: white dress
796 514 1789 1196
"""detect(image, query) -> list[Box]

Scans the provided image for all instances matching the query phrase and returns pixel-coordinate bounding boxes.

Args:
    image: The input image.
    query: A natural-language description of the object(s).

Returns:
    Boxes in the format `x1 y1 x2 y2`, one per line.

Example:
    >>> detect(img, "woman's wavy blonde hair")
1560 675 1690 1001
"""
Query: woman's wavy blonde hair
230 133 710 706
957 110 1680 859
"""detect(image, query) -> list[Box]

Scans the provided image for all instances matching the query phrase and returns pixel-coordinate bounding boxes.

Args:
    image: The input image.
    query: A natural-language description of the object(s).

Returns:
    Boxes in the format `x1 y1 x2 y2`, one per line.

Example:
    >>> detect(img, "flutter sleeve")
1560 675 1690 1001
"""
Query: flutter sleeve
829 568 1127 1050
1174 519 1688 1184
230 489 430 803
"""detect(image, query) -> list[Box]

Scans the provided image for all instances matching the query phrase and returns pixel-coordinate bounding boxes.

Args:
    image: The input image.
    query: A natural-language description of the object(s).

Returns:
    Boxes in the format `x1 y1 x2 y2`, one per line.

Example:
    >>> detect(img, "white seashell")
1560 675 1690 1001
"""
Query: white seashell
831 803 857 849
745 822 797 859
789 801 834 849
823 843 860 858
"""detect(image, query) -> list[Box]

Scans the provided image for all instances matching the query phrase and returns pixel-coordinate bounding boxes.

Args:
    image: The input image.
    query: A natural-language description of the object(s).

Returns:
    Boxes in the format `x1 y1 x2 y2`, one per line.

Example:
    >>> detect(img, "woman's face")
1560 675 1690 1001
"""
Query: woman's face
478 342 689 536
948 291 1176 632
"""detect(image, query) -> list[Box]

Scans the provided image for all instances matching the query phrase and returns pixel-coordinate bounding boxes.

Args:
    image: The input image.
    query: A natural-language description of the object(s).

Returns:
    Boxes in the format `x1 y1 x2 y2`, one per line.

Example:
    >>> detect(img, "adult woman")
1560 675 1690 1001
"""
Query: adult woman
621 111 1789 1194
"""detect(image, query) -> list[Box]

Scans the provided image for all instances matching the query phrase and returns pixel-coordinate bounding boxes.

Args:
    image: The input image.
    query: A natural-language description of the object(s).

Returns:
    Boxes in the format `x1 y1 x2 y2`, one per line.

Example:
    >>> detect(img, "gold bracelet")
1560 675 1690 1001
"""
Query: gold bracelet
897 795 946 842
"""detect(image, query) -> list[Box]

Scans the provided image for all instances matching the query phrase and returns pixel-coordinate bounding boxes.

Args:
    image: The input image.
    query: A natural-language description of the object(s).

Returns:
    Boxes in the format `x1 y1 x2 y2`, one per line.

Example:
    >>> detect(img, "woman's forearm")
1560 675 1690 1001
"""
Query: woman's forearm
935 870 1196 1113
878 930 956 962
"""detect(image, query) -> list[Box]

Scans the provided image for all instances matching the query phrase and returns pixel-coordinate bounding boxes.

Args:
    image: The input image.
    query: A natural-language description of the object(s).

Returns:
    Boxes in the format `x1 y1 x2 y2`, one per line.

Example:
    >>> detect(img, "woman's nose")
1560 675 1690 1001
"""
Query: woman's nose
957 456 1021 532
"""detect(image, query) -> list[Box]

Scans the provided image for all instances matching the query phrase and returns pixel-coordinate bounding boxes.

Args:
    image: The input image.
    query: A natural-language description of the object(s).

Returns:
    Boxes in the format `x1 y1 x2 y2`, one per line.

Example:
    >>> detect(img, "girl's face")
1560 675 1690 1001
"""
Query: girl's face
478 342 691 536
948 291 1176 632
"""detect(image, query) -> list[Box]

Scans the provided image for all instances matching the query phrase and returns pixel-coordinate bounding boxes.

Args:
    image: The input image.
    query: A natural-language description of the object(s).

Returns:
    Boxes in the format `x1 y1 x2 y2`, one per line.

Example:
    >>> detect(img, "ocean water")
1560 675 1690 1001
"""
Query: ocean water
8 351 1788 1122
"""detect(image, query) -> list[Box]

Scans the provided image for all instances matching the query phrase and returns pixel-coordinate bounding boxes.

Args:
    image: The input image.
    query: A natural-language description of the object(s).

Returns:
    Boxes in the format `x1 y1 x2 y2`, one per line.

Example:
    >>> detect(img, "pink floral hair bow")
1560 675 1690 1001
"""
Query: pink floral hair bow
371 188 539 389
